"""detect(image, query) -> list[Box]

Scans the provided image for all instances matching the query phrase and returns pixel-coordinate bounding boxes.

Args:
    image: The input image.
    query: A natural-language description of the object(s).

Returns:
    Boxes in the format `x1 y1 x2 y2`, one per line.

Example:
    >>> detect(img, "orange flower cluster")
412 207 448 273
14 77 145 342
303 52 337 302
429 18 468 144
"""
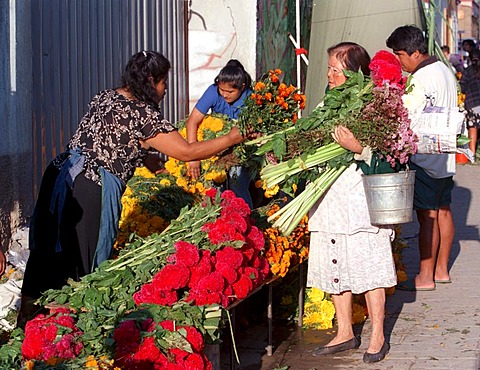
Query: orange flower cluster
263 203 309 277
237 68 306 135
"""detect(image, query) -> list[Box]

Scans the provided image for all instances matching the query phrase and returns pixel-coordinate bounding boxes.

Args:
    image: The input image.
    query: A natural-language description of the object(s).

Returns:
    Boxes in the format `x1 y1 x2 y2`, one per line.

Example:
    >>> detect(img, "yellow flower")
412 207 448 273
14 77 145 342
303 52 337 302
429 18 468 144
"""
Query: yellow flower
134 166 156 179
307 288 325 303
160 178 171 187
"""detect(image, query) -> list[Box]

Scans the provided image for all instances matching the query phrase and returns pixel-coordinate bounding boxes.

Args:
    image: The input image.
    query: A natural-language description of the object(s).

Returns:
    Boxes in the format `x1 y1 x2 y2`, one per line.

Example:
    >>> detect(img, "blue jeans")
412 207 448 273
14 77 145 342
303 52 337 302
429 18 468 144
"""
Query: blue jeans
222 165 253 208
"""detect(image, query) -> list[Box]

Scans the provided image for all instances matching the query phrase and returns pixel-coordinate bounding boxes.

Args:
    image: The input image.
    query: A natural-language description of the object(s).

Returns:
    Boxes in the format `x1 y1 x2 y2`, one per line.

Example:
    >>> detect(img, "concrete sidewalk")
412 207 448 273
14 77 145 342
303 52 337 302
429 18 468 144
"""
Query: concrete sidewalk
251 163 480 370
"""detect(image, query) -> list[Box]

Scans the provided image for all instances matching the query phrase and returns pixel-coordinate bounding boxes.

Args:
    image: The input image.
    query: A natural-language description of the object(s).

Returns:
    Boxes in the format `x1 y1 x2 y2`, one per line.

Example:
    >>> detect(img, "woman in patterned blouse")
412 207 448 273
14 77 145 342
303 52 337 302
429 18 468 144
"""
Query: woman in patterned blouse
18 51 246 327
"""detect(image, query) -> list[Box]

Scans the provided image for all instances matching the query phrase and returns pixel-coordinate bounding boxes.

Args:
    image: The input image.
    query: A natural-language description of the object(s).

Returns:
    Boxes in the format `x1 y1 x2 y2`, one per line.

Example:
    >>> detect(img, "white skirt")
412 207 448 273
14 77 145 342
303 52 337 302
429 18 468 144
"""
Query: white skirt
307 228 397 295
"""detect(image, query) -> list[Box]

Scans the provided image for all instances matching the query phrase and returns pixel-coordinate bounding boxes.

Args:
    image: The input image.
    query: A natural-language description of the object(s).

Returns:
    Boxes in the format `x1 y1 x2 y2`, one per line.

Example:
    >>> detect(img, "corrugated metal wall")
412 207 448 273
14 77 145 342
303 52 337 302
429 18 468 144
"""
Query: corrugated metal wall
31 0 187 193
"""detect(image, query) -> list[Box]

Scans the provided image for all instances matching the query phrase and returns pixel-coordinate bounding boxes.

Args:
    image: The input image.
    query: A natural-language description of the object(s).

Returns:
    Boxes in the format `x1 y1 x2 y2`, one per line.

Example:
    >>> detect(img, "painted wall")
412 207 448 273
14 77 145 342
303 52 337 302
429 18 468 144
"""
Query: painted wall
305 0 422 113
187 0 257 114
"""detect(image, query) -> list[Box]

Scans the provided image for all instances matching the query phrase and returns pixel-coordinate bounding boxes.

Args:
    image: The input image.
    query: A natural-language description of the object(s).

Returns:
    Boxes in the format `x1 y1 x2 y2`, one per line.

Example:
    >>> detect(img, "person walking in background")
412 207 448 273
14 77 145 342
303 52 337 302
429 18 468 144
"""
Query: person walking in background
387 25 457 291
18 51 247 328
461 39 477 68
307 42 396 364
441 45 464 74
460 48 480 158
186 59 254 208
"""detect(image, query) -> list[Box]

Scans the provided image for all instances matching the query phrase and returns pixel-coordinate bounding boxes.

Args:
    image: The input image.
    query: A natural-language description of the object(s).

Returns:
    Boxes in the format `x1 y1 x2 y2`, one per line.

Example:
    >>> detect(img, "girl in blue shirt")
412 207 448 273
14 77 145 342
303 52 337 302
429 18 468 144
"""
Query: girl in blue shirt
186 60 254 207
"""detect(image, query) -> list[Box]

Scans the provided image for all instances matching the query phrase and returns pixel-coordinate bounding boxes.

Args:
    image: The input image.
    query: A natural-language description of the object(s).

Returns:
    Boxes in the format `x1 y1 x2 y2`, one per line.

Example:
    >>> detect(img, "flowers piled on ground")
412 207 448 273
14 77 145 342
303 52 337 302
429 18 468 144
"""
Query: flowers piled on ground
246 50 418 235
0 190 270 369
262 202 309 277
165 114 232 195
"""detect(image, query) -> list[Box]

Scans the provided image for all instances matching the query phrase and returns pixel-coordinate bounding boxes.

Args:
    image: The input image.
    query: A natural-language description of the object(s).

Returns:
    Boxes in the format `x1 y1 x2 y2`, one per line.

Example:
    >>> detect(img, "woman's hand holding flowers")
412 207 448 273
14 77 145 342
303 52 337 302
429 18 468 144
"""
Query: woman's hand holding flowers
332 125 363 154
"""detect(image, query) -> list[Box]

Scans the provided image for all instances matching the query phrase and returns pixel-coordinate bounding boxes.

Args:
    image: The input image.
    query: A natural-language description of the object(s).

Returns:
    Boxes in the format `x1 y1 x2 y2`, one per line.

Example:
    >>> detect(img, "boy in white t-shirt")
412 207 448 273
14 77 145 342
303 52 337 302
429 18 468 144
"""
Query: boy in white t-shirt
386 25 457 291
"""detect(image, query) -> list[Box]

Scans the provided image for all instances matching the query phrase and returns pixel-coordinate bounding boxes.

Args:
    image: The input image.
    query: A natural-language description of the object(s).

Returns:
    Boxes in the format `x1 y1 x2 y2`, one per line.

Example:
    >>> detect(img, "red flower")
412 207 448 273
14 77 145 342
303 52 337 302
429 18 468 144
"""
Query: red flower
232 274 253 299
21 309 83 362
133 283 178 306
189 251 214 288
170 241 200 267
188 272 226 305
194 272 225 292
113 320 141 359
242 266 261 287
215 262 238 284
215 246 244 269
152 263 190 290
245 225 265 251
182 325 205 352
369 50 403 87
202 218 245 244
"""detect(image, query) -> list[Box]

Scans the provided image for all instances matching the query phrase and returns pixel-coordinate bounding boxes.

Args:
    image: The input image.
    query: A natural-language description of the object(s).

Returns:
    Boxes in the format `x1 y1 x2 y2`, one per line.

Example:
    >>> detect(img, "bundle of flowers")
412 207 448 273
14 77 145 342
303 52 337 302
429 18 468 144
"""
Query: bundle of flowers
302 288 368 331
237 68 306 135
165 114 232 194
247 50 418 235
133 189 270 308
114 167 196 251
113 318 210 369
22 308 83 367
302 288 335 330
262 202 309 277
0 190 270 369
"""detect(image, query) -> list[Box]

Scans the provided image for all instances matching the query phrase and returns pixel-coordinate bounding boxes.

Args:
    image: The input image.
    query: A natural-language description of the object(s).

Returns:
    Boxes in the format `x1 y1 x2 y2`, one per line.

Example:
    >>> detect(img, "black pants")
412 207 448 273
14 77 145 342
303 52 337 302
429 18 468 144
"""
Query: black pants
22 163 102 299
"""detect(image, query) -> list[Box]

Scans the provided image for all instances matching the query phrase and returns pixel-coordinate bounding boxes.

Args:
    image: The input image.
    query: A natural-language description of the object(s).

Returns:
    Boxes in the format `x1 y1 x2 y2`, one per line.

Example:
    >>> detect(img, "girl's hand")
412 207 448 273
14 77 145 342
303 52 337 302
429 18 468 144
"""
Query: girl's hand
188 161 201 180
332 125 363 154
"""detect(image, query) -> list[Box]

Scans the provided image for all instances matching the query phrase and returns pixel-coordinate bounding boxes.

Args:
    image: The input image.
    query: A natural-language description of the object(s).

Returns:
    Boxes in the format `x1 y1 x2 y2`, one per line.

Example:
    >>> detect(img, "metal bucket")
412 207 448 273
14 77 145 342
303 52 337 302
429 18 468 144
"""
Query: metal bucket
362 170 416 225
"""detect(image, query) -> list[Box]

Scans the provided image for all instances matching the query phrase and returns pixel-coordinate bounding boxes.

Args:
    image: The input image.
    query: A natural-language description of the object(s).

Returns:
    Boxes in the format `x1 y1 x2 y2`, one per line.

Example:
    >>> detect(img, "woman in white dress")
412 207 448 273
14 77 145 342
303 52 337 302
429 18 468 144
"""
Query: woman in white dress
307 42 396 364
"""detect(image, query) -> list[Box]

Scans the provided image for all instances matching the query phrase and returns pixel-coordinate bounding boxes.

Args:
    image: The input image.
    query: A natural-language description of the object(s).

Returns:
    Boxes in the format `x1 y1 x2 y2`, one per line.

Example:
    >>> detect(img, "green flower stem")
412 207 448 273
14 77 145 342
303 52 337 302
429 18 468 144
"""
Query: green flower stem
268 165 347 235
105 205 221 272
261 143 347 187
243 126 296 146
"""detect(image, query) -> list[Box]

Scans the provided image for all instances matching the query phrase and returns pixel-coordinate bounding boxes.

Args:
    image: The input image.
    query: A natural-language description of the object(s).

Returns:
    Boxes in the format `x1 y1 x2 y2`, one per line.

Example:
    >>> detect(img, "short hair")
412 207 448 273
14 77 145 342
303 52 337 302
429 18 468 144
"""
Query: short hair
462 39 476 49
386 25 428 55
327 42 371 76
121 50 171 107
441 45 450 53
214 59 252 90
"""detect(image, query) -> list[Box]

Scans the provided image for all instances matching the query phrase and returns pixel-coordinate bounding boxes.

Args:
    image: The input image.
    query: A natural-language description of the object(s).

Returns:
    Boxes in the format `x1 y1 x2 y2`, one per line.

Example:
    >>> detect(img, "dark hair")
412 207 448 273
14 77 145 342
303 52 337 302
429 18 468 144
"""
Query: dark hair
469 48 480 78
462 39 476 49
386 25 428 55
327 42 371 76
214 59 252 90
441 45 450 53
121 50 171 106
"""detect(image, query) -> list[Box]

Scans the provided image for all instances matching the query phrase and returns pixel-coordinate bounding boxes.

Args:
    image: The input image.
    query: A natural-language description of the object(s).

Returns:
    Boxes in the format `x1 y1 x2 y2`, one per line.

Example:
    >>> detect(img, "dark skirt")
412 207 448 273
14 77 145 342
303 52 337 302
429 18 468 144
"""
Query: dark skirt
466 109 480 129
22 162 102 299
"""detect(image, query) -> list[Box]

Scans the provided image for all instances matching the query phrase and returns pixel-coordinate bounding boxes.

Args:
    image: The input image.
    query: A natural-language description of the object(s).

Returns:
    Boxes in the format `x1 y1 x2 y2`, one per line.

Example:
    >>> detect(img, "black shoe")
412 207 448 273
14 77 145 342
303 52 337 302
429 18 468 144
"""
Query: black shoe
363 341 390 363
312 336 360 356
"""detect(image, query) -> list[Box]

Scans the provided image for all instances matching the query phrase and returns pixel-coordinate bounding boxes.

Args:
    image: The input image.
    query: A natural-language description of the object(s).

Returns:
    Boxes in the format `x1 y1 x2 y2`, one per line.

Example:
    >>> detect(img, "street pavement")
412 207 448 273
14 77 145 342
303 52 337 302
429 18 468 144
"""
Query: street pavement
229 162 480 370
